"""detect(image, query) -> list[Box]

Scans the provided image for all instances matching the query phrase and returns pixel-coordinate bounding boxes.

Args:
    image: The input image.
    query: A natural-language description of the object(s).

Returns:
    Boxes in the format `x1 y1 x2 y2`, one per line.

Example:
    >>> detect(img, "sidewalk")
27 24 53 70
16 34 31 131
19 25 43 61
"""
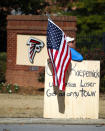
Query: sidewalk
0 118 105 125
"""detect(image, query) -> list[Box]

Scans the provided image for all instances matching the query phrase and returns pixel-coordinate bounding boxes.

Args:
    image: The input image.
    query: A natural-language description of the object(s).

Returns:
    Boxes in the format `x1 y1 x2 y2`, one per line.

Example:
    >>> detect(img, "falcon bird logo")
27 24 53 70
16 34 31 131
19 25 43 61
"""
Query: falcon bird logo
27 37 44 63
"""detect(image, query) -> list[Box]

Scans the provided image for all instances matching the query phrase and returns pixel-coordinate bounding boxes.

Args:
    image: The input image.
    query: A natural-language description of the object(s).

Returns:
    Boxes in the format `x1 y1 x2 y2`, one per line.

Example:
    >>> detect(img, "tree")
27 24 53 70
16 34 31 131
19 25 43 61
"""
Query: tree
0 0 49 52
0 0 49 15
67 0 105 34
51 0 105 34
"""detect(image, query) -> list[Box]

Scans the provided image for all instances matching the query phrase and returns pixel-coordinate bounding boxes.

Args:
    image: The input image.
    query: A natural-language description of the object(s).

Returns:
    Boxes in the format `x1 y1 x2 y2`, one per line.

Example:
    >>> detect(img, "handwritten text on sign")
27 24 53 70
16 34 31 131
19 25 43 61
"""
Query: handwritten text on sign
45 61 99 98
44 60 100 119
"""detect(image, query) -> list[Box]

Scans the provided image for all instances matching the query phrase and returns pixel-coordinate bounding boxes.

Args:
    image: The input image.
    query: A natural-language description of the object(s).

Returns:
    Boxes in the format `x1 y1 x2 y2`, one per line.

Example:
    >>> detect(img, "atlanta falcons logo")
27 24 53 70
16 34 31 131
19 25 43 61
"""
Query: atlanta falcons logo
27 37 44 63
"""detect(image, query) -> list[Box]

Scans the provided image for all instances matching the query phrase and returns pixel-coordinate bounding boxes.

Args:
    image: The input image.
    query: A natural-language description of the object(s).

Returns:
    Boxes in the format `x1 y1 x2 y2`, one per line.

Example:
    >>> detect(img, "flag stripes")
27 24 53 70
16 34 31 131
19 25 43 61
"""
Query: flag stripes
47 19 71 91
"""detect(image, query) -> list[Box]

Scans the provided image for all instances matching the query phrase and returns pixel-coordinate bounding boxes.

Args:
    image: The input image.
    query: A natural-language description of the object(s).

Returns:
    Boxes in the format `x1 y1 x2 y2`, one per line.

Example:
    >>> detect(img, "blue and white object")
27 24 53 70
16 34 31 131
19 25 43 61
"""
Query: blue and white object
71 48 83 61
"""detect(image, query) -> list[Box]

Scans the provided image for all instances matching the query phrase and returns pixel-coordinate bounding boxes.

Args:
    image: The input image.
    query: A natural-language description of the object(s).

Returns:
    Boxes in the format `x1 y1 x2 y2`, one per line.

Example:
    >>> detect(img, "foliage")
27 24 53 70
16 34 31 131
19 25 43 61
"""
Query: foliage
0 0 49 52
0 52 20 94
0 52 6 83
49 0 105 35
76 32 104 50
0 0 105 34
38 70 45 83
0 0 49 30
0 0 48 15
77 47 105 92
65 0 105 35
0 82 19 93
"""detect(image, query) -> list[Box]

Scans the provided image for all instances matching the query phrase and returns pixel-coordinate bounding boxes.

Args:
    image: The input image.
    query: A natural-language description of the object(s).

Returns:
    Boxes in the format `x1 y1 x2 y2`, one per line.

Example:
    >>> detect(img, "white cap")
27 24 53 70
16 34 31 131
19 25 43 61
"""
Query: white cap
66 37 75 42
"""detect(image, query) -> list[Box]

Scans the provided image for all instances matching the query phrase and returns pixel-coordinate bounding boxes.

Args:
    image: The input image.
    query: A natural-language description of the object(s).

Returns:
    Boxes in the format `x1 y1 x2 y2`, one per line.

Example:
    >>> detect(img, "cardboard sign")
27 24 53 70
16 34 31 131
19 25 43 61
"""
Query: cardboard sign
16 34 48 66
44 60 100 119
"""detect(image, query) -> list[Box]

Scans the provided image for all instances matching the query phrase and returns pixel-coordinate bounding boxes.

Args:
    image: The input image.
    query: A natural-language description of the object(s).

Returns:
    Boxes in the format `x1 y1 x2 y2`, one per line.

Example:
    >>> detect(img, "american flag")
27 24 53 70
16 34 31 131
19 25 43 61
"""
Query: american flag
47 19 71 91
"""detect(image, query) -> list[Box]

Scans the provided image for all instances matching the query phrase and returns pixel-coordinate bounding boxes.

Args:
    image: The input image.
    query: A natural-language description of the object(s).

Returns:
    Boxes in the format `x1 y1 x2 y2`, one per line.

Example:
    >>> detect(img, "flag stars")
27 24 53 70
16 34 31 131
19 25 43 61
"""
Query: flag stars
47 21 63 50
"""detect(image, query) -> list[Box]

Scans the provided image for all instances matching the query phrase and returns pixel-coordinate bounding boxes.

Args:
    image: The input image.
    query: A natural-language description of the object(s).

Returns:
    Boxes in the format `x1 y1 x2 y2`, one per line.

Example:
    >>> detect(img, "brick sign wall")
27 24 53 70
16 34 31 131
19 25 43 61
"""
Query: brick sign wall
6 15 76 89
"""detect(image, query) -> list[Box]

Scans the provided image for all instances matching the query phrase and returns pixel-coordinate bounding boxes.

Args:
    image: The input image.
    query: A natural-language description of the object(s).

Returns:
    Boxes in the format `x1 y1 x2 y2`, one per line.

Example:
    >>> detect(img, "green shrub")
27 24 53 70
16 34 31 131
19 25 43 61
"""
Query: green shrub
0 52 6 83
0 83 19 94
79 48 105 92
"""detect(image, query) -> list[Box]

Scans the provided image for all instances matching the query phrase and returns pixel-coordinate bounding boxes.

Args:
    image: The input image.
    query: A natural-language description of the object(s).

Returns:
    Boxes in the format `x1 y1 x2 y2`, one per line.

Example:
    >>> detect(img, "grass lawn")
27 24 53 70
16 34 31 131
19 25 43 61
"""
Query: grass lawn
0 93 104 118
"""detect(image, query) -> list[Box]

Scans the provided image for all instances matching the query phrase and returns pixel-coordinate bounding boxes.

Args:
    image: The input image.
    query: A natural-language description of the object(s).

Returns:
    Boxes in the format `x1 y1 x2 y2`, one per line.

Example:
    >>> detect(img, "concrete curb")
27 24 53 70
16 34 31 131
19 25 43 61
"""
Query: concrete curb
0 118 105 125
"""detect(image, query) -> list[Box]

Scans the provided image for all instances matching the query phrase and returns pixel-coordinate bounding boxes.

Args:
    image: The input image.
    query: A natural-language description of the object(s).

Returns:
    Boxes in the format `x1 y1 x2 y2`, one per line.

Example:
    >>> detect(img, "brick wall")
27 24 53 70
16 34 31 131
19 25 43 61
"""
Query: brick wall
6 15 76 90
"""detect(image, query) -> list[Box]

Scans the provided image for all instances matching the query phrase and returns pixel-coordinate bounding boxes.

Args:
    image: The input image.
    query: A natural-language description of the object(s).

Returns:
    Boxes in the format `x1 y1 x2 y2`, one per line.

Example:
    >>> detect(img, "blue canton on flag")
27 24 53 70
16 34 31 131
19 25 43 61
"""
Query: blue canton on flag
47 21 62 50
47 19 71 91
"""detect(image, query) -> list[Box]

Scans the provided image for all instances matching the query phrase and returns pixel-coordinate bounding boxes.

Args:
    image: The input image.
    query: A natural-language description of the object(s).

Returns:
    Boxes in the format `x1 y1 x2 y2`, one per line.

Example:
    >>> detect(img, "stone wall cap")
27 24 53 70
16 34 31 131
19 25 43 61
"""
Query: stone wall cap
7 25 77 31
7 15 77 22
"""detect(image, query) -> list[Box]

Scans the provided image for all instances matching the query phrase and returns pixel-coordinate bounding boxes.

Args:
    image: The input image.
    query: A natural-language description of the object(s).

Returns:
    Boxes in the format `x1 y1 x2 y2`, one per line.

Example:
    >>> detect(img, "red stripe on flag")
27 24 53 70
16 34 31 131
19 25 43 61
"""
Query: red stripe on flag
62 48 71 91
54 50 58 62
58 43 69 89
56 39 66 72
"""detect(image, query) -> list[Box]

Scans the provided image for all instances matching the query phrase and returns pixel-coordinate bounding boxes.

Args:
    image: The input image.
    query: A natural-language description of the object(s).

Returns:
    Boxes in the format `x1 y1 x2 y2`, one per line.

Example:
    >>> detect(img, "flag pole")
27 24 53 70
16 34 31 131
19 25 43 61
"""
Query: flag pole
46 13 51 20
